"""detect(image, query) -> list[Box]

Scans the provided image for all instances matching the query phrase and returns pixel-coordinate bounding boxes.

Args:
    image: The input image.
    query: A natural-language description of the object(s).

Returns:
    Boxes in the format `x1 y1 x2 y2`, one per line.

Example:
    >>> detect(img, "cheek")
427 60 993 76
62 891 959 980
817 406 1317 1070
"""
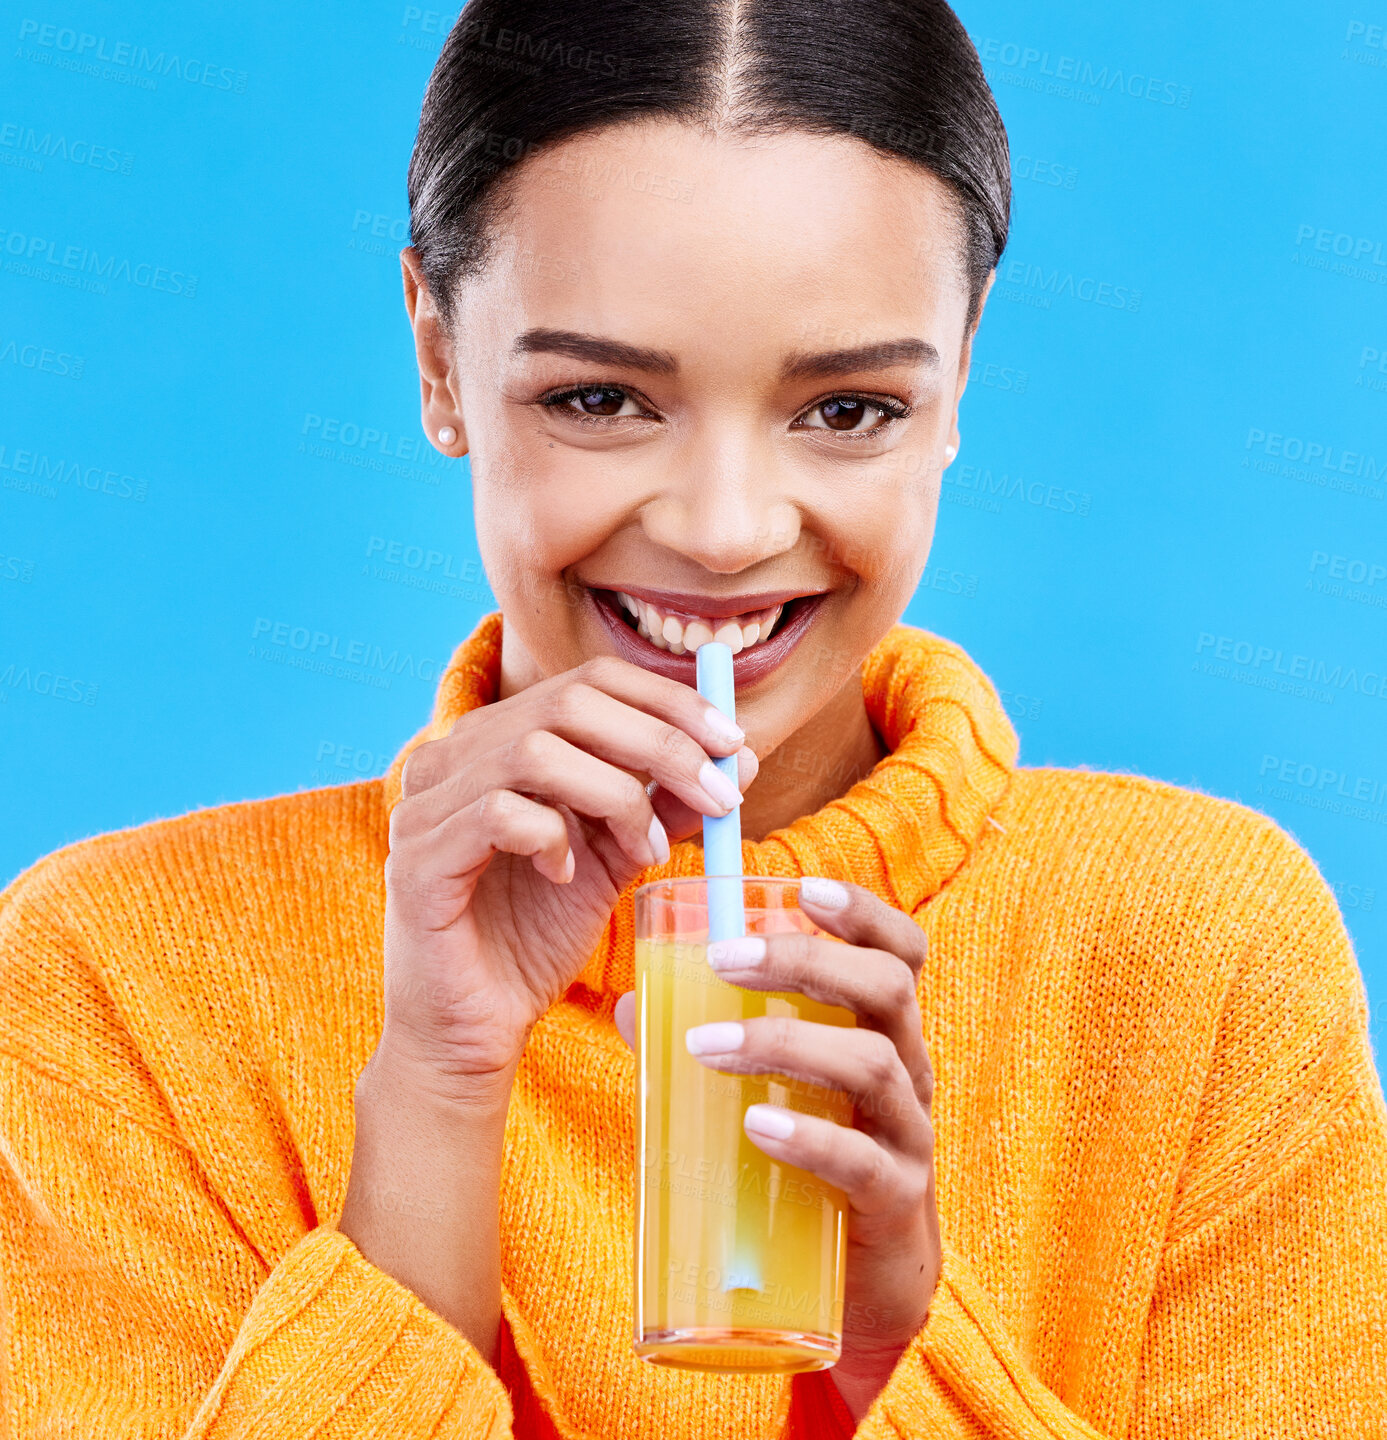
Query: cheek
813 483 938 598
471 453 625 593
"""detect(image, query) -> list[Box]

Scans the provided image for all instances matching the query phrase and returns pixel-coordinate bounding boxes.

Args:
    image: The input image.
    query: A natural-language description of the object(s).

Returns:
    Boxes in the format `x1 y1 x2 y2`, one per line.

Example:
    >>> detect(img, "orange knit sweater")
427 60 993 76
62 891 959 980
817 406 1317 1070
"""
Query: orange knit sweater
2 612 1385 1437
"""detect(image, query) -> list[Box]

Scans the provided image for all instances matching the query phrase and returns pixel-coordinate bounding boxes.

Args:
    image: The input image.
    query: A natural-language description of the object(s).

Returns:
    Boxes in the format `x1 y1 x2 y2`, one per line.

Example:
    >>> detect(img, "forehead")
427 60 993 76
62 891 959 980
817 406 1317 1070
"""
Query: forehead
460 119 970 341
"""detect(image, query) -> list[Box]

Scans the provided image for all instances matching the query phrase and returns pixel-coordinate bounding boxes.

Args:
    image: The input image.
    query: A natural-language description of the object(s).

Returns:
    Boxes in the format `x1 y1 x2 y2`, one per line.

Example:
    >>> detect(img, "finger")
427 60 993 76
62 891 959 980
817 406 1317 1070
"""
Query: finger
684 1016 928 1146
796 878 929 983
740 1104 930 1220
398 730 668 869
534 681 751 818
793 878 936 1109
388 787 574 905
651 745 760 840
614 991 635 1049
426 686 749 821
562 654 749 754
407 654 747 793
705 931 927 1086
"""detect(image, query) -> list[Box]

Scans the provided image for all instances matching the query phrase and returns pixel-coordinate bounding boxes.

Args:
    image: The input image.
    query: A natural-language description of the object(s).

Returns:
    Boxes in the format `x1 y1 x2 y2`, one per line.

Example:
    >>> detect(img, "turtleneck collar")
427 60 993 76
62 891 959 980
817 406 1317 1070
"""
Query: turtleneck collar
380 611 1018 997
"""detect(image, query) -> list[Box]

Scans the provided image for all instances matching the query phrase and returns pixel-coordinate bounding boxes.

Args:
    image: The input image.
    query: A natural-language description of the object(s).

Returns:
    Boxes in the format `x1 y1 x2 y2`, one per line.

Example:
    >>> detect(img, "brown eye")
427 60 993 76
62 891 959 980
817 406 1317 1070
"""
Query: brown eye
575 387 626 415
543 384 648 420
820 398 867 431
798 395 906 434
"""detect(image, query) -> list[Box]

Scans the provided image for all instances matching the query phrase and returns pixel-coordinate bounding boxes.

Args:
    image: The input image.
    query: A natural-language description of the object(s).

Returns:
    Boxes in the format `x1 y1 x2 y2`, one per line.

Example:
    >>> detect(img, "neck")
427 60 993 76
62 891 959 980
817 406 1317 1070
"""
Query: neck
737 671 888 842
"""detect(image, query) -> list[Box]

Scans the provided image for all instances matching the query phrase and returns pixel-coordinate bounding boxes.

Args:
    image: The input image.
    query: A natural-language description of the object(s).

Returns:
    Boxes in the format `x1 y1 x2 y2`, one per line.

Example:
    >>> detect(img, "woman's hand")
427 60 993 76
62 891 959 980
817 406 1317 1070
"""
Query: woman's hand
340 655 755 1359
382 654 758 1088
613 877 941 1422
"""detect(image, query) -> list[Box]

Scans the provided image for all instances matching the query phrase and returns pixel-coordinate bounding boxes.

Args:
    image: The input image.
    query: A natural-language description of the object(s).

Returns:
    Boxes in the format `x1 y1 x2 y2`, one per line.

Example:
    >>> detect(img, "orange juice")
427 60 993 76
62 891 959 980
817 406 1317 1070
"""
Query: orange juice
633 899 856 1373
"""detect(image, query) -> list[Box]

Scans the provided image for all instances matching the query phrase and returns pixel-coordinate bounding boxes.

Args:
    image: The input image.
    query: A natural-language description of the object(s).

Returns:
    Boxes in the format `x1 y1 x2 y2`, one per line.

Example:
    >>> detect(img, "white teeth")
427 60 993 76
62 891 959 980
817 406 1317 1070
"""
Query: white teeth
683 620 714 651
713 621 744 655
613 592 790 654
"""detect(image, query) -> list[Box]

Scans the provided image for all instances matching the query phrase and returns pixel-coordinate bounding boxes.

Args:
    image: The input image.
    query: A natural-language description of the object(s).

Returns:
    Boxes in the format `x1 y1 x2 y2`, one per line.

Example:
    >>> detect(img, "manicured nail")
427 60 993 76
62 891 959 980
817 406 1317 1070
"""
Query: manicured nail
698 759 744 812
685 1021 744 1056
799 876 848 909
647 815 670 866
703 706 745 747
707 936 766 972
744 1104 796 1140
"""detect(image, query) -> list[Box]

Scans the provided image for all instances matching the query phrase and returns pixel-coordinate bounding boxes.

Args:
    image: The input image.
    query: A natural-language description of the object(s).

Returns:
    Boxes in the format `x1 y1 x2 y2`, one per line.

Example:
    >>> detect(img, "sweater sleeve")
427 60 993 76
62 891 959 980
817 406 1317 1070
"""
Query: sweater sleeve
0 864 517 1438
850 826 1387 1438
851 1056 1387 1437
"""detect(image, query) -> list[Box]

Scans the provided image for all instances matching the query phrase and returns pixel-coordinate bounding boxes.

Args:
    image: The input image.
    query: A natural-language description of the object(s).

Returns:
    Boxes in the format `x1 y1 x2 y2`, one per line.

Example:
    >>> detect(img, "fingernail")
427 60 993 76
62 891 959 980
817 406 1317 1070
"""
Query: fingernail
703 706 745 747
799 876 848 909
685 1021 744 1056
744 1104 796 1140
707 936 766 971
698 759 744 812
648 815 670 866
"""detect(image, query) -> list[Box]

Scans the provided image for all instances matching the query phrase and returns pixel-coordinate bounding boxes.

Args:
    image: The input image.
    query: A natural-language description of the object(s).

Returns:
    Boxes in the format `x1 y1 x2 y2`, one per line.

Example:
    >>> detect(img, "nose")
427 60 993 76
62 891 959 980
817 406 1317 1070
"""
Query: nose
638 447 803 574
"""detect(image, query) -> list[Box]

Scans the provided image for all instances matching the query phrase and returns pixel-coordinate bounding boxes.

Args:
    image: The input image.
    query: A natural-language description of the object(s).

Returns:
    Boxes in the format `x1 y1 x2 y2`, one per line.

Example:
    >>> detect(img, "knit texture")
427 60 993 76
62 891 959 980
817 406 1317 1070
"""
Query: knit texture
2 611 1384 1438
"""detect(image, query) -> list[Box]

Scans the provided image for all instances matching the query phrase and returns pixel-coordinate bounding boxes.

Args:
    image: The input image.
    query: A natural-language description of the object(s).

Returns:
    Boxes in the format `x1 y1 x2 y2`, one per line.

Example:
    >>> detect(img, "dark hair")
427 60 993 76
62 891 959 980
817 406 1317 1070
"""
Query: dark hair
408 0 1010 332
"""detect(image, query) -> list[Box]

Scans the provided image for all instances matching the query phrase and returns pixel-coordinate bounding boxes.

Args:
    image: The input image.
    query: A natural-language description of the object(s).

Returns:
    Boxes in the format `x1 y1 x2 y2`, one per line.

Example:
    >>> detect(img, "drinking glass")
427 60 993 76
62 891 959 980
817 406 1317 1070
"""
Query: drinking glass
633 876 855 1372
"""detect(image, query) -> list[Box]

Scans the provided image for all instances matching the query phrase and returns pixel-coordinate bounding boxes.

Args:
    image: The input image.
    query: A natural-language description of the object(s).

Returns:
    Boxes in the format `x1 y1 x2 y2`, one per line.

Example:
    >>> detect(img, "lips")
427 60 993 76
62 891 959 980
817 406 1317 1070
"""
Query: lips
588 586 829 685
613 591 784 655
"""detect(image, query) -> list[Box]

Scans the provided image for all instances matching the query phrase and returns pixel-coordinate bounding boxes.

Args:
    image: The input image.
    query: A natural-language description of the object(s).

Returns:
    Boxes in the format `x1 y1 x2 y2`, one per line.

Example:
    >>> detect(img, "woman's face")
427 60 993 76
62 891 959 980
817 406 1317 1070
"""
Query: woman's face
406 119 989 754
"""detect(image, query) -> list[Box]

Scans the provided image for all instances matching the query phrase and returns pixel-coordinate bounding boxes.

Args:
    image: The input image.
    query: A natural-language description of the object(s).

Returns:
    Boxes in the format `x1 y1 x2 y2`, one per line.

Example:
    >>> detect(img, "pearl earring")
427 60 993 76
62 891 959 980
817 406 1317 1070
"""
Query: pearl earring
437 425 457 446
943 443 958 463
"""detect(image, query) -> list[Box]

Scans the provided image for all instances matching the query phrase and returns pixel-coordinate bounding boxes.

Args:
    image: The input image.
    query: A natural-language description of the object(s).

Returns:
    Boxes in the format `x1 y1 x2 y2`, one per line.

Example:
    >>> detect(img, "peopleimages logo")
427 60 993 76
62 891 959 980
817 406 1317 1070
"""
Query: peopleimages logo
1195 632 1387 701
0 442 149 501
0 662 98 705
0 227 197 298
1308 549 1387 611
1343 20 1387 69
1292 224 1387 285
1259 755 1387 808
0 120 134 175
971 35 1192 107
945 463 1092 516
1359 345 1387 393
1310 550 1387 588
0 338 84 379
1244 427 1384 477
15 20 248 93
999 258 1141 312
250 618 445 687
1294 225 1387 266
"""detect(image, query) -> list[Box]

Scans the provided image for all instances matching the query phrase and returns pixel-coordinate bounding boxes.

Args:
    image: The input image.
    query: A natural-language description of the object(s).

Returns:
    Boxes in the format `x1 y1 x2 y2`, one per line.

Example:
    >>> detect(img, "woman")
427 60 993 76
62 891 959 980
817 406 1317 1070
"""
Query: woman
2 0 1384 1435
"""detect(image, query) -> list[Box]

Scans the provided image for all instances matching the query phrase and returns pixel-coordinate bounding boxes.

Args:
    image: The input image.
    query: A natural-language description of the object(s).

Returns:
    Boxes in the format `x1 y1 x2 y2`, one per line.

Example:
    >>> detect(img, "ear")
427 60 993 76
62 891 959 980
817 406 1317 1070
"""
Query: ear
401 246 468 457
944 266 997 460
960 267 996 372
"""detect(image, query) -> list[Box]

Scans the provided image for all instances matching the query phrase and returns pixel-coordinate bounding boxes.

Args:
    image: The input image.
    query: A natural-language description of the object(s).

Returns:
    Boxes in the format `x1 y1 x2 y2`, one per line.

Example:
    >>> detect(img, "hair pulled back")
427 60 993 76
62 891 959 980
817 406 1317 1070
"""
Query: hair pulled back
408 0 1010 330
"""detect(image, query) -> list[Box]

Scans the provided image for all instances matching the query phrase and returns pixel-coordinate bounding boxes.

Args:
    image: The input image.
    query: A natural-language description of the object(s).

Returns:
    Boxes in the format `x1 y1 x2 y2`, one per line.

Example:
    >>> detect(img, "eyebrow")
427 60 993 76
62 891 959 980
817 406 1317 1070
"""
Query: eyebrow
780 338 940 380
511 328 941 381
513 328 679 374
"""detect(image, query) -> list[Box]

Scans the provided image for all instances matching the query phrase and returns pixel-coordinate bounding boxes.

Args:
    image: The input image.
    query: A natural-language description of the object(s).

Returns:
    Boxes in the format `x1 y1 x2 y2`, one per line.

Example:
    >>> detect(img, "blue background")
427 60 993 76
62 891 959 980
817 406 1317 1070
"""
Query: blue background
3 3 1385 1065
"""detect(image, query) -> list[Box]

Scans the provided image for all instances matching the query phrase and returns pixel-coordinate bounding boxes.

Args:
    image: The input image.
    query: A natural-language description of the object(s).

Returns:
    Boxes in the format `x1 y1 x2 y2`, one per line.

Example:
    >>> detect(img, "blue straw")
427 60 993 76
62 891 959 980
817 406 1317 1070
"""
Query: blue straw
695 642 761 1294
695 642 745 942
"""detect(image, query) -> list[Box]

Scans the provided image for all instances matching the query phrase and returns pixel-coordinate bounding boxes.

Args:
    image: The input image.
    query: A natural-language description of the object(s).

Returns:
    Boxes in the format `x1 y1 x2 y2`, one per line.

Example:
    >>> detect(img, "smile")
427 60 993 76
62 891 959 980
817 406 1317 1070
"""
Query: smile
614 592 784 655
587 585 830 685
